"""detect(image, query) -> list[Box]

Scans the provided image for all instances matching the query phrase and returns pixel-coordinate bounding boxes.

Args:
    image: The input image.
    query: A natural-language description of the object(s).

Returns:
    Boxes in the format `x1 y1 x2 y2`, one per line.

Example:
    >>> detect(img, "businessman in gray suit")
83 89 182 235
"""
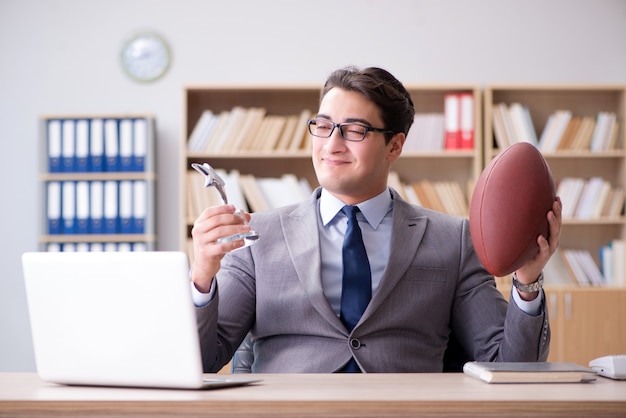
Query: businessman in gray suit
190 66 562 373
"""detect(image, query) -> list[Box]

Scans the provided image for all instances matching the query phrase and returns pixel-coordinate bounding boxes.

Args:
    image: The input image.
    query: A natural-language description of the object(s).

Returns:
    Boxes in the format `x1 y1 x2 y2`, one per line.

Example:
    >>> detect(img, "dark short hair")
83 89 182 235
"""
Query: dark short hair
321 66 415 142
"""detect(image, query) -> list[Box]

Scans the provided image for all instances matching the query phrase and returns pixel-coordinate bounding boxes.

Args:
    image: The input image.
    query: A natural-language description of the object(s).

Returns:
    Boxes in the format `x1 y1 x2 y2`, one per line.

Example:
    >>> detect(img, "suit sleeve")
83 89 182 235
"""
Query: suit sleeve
451 218 550 363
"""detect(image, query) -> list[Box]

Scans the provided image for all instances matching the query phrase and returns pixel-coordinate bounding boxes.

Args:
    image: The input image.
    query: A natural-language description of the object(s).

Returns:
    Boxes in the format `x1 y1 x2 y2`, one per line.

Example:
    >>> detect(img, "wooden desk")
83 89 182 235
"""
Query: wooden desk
0 373 624 417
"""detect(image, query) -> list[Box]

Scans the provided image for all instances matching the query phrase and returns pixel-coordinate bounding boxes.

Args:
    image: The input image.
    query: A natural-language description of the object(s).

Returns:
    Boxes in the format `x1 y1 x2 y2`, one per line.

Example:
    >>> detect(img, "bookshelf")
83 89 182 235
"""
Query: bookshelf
39 115 157 252
488 85 626 365
180 84 482 258
484 85 626 286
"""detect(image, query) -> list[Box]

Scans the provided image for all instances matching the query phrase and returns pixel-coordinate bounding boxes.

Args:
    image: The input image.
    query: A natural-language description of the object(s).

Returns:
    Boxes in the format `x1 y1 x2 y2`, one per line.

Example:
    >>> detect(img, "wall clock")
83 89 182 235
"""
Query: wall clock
120 32 171 83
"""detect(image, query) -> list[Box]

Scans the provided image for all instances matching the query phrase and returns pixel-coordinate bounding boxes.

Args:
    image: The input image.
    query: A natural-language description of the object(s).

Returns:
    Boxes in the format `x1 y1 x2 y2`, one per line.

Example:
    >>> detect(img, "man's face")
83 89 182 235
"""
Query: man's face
311 88 404 205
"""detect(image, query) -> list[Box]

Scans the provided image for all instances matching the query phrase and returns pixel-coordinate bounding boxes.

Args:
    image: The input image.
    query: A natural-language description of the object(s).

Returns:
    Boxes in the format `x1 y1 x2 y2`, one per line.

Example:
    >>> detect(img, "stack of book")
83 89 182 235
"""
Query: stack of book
186 168 313 221
492 103 619 152
388 172 470 218
556 177 625 220
187 107 313 154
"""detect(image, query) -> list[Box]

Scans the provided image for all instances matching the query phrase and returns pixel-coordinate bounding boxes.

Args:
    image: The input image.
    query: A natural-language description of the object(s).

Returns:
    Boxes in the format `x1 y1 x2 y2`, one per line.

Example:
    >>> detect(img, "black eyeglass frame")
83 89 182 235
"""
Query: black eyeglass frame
307 118 396 142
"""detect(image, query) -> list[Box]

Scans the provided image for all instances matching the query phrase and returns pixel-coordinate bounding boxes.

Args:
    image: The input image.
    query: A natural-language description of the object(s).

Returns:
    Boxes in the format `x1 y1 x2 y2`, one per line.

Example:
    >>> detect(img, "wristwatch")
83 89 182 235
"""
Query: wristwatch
512 272 544 293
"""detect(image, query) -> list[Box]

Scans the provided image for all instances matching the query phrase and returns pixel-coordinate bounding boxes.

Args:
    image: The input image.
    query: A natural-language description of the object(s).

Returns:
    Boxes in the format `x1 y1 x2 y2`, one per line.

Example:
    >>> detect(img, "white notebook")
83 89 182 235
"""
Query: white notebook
22 251 259 390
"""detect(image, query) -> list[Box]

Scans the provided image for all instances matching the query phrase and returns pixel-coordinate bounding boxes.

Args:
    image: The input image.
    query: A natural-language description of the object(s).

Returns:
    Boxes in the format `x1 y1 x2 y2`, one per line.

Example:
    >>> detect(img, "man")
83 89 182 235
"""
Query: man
190 66 562 373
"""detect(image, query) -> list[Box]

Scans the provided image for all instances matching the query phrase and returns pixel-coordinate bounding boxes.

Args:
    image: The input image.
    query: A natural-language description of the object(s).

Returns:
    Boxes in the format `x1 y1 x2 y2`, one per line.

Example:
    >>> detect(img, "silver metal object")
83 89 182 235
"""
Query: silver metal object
191 163 259 249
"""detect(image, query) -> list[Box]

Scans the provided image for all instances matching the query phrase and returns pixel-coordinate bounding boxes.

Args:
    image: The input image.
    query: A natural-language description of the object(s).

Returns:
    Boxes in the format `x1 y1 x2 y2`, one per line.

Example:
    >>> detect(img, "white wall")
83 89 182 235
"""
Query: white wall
1 0 625 372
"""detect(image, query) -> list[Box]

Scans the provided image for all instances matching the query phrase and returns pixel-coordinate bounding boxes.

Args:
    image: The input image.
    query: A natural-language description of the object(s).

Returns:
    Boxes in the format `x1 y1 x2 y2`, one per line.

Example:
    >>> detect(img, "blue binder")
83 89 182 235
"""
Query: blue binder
104 119 120 172
132 180 147 234
47 181 62 235
47 120 62 173
62 119 76 172
119 119 134 172
133 118 147 172
61 181 77 234
119 180 133 234
103 180 119 234
89 181 104 234
90 119 105 172
75 181 90 234
75 119 90 172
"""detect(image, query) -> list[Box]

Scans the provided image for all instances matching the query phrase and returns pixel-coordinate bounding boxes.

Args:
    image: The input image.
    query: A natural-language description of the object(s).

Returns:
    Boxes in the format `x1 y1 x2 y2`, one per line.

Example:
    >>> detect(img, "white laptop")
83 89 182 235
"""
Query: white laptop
21 251 260 390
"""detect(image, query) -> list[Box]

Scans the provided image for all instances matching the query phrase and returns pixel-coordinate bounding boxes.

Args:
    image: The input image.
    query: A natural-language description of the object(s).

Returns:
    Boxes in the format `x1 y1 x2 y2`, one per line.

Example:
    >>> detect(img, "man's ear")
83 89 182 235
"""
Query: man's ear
387 132 405 162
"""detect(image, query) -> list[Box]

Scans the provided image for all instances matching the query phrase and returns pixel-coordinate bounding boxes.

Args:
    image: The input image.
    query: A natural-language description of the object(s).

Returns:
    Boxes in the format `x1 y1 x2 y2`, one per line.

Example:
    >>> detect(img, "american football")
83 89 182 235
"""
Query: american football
469 142 555 277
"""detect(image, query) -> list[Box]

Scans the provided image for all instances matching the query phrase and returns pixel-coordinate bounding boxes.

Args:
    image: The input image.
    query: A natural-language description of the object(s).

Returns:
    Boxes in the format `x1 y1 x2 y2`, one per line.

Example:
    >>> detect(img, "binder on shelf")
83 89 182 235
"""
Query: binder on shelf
89 181 104 234
459 93 474 149
47 120 62 173
47 181 62 235
46 243 61 252
90 242 104 252
75 119 90 172
75 181 90 235
117 242 133 252
104 119 120 172
61 181 76 234
62 119 76 172
103 180 119 234
132 180 147 234
119 119 134 172
90 119 105 172
133 118 148 172
444 94 460 149
119 180 133 234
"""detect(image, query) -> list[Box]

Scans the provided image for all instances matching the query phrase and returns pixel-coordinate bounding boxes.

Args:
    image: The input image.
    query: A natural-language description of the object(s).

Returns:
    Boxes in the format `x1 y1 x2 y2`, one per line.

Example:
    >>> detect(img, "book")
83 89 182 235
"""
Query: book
459 94 474 149
444 94 460 149
463 361 596 384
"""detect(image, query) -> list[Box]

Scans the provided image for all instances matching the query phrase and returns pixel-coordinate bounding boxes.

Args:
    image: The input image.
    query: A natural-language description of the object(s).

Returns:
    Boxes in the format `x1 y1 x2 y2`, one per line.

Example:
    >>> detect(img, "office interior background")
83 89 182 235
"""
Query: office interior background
1 0 625 372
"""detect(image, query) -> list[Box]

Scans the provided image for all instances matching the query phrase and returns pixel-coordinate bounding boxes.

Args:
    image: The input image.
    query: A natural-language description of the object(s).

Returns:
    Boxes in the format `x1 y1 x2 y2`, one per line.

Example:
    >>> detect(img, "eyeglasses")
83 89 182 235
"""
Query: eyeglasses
307 118 395 142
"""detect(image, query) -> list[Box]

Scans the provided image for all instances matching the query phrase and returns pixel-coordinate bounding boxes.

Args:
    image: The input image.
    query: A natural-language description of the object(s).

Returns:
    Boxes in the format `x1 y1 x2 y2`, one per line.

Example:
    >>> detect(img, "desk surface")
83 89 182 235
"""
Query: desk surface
1 372 625 417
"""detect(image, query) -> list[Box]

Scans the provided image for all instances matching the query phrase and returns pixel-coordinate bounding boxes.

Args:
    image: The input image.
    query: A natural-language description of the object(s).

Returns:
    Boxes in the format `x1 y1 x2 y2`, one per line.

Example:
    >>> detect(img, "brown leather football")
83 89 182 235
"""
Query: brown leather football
469 142 555 277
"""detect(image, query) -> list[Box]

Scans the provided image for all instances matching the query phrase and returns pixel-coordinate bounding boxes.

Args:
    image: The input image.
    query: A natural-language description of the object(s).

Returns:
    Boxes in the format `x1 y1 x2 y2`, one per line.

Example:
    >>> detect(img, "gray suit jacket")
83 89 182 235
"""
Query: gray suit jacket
196 188 550 373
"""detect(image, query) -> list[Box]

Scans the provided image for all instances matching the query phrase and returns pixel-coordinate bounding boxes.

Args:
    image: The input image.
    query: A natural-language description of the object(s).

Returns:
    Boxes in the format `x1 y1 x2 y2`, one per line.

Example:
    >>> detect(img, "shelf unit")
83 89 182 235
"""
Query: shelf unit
39 114 157 252
487 85 626 363
484 85 626 277
180 84 482 256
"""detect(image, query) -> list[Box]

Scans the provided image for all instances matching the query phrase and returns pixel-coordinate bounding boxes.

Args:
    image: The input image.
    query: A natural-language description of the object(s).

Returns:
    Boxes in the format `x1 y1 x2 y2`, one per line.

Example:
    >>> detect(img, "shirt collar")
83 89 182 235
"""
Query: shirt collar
320 188 393 229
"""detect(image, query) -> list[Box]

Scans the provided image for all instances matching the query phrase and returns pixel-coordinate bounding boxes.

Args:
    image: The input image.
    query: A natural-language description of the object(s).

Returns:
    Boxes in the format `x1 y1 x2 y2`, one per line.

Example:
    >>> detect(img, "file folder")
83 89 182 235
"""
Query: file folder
75 119 90 172
62 119 76 172
133 118 148 172
119 180 133 234
75 181 90 234
132 180 147 234
61 181 76 234
104 119 120 172
47 120 62 173
90 119 104 172
47 181 62 234
89 181 104 234
119 119 134 172
103 180 118 234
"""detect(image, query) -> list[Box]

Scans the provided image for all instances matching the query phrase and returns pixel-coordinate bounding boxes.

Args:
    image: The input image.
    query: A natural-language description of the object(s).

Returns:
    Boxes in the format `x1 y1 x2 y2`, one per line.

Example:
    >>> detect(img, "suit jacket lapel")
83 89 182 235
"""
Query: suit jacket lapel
281 191 347 333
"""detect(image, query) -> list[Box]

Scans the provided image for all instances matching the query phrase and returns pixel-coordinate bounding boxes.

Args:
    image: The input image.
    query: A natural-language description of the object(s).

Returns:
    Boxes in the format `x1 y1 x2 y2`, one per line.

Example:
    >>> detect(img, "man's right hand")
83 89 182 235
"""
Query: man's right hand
190 204 251 293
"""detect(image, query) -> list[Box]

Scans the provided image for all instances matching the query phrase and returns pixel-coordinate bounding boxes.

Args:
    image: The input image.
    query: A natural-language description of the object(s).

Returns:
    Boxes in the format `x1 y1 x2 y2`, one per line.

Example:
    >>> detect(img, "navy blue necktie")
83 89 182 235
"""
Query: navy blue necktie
340 205 372 372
